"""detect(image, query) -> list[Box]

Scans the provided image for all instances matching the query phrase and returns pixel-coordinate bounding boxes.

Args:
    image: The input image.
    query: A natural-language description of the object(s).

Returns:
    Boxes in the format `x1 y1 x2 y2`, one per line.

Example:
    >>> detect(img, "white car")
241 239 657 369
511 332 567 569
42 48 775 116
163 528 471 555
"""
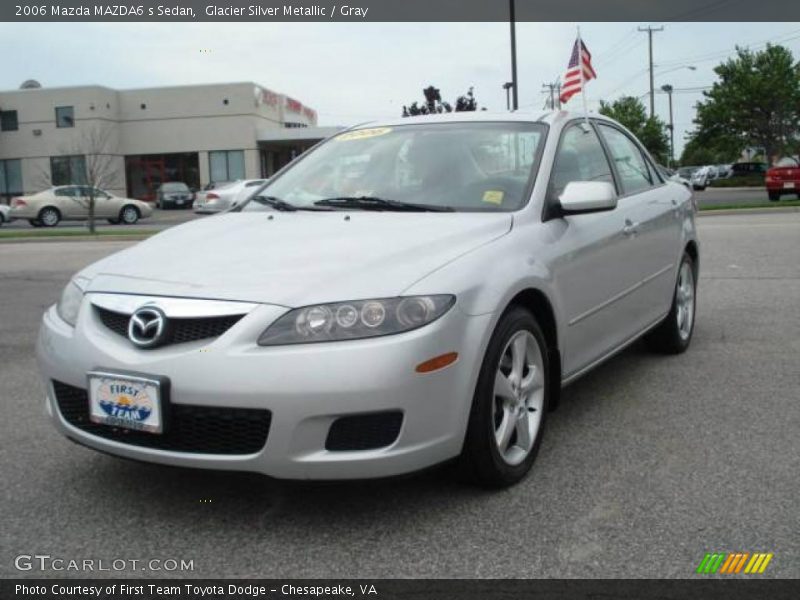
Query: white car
193 179 267 214
10 186 153 227
37 112 698 487
0 203 10 226
691 166 717 191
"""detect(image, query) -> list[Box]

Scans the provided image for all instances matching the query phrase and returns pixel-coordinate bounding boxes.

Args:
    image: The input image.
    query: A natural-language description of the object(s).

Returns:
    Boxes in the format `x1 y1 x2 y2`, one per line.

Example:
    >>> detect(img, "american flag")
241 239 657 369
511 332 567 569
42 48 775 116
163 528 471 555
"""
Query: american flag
559 38 597 104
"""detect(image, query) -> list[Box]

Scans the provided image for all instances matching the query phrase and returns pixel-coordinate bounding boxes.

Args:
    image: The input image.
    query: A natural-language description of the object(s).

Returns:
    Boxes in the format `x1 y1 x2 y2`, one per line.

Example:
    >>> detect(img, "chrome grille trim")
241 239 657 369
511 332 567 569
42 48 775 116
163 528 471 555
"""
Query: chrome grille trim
88 293 258 318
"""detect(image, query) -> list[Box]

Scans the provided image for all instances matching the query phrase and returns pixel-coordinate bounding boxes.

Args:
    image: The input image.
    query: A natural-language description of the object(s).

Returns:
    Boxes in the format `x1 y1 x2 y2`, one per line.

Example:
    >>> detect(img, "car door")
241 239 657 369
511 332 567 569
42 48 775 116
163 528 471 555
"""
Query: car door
92 188 118 217
544 121 646 377
55 186 84 219
596 123 681 331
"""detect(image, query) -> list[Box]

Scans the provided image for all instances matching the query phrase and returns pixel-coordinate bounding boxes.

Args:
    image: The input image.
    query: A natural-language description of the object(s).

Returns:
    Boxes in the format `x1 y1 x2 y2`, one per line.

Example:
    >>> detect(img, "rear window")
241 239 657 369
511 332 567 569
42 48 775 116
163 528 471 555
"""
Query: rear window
162 183 189 192
775 157 799 168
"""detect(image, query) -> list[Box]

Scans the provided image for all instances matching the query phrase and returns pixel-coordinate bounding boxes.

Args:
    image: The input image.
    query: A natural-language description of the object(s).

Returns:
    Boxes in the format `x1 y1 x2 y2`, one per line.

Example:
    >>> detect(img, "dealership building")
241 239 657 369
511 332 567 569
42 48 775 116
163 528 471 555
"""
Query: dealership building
0 81 341 202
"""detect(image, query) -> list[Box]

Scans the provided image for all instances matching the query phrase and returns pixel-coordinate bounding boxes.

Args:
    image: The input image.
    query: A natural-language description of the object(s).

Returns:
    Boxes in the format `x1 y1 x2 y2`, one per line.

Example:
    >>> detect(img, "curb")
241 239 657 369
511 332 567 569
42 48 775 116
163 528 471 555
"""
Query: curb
0 234 153 244
698 206 800 217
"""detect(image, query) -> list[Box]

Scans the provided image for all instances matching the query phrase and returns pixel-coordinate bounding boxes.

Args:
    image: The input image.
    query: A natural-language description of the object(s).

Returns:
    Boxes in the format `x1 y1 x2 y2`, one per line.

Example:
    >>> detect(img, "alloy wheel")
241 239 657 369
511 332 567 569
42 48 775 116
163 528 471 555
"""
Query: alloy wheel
676 261 695 340
492 330 545 466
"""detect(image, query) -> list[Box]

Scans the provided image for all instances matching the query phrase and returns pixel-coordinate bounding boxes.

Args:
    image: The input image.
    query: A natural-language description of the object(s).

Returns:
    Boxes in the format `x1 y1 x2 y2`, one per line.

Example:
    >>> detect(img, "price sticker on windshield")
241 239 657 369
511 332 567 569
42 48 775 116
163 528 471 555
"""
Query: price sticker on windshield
336 127 393 142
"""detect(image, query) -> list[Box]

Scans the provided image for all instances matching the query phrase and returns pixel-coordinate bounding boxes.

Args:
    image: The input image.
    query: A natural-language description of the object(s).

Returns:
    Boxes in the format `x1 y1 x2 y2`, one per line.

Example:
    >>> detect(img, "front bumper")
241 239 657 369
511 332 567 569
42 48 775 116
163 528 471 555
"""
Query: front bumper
37 298 491 479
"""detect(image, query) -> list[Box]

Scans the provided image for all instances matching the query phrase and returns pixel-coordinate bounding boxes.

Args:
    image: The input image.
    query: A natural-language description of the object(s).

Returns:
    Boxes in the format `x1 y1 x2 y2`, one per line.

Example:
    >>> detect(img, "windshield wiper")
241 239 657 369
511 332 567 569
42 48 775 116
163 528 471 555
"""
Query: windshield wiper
251 195 300 211
313 196 454 212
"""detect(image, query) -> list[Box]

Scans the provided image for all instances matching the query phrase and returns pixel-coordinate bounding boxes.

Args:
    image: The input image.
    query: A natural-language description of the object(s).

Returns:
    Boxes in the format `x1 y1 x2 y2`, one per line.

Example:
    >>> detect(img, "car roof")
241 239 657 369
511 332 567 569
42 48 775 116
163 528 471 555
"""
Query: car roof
348 110 620 129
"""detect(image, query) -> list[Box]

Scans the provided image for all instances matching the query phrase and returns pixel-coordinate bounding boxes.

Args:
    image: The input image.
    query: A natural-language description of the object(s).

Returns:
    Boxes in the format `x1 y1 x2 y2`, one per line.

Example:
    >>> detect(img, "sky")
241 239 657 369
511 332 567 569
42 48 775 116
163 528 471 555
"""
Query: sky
3 21 800 157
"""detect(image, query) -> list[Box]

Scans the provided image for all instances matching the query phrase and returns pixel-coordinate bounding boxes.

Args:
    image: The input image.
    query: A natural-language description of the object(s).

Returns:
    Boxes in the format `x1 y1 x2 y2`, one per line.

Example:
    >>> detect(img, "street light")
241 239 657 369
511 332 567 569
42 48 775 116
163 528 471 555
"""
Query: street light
509 0 518 110
661 84 675 167
502 82 514 111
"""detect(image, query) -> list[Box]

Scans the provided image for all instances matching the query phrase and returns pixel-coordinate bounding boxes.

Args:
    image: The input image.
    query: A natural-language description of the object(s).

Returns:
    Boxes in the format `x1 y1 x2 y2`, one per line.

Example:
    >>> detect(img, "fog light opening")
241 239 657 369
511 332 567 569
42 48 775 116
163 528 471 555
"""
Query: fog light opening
415 352 459 373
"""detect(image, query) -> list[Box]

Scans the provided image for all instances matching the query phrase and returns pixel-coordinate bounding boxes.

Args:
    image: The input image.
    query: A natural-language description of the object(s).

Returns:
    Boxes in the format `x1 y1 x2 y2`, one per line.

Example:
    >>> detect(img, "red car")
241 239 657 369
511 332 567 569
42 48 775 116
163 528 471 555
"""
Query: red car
766 157 800 201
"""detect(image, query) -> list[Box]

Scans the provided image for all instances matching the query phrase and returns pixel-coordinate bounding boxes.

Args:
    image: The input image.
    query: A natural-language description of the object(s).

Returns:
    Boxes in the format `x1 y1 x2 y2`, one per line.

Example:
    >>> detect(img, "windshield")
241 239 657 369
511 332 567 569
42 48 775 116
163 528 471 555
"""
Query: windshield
162 183 189 192
775 157 799 168
241 122 547 212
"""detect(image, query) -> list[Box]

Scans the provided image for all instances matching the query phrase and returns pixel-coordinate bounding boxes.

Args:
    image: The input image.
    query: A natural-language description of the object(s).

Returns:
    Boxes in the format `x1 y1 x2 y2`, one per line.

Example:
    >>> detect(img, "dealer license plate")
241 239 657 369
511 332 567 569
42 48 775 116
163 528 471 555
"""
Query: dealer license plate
783 182 795 189
88 372 164 434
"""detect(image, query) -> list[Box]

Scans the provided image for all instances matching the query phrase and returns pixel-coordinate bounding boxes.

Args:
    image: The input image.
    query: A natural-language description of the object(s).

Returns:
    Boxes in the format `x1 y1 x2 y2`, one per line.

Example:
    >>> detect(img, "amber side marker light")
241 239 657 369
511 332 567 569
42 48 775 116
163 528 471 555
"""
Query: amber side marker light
415 352 459 373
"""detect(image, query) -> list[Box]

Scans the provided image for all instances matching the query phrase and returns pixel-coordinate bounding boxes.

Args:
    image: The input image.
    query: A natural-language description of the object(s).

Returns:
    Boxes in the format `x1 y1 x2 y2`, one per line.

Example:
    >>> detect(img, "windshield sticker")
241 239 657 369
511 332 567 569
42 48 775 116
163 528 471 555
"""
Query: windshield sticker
482 190 505 205
335 127 393 142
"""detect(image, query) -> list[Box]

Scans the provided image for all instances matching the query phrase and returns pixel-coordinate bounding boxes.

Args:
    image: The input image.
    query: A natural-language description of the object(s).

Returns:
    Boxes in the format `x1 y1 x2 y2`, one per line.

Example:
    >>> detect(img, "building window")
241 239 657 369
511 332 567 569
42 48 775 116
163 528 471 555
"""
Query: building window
0 159 23 201
55 106 75 128
50 155 87 186
209 150 245 182
1 110 19 132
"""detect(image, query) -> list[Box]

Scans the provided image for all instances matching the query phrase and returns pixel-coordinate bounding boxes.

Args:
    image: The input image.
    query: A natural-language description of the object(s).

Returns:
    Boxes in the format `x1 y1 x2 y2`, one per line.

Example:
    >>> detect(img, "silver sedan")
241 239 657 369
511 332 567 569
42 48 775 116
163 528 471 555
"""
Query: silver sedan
37 112 698 487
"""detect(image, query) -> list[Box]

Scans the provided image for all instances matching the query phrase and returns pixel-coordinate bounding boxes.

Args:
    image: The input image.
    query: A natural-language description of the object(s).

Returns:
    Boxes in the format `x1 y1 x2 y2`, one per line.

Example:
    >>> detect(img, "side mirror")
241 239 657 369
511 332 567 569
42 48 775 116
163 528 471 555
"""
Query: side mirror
559 181 617 214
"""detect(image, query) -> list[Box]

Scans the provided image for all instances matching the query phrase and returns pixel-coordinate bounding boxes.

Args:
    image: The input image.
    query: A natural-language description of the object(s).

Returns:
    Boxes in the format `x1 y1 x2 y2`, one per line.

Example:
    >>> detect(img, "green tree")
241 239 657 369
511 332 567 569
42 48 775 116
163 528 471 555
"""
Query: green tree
402 85 479 117
598 96 670 164
690 44 800 163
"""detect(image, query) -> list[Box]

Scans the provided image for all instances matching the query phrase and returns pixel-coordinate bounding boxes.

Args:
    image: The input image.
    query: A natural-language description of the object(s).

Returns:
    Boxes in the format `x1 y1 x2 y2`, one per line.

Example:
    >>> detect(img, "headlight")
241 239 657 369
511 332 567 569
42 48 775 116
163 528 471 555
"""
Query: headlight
258 295 455 346
56 277 88 327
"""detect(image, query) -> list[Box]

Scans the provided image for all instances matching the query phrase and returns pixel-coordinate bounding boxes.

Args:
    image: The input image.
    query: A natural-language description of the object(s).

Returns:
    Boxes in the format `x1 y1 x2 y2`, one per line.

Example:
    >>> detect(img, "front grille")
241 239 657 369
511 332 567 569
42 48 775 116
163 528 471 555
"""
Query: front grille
325 411 403 451
53 381 271 455
94 306 243 345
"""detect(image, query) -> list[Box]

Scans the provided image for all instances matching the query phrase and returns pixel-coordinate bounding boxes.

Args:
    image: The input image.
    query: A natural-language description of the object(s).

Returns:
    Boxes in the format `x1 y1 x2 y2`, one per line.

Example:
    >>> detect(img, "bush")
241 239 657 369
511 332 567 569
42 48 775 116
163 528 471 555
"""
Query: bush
710 175 765 188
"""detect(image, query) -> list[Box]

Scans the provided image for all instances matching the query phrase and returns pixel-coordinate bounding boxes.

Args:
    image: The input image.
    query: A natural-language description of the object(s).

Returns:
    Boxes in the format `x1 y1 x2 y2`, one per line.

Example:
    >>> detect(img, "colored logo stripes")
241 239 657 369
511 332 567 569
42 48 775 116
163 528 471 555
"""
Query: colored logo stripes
696 552 773 574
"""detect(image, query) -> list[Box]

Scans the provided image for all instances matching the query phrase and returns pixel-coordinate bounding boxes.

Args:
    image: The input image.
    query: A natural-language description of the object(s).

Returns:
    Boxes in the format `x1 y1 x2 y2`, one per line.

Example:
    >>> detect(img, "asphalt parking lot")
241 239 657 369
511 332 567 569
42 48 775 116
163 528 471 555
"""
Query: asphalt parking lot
1 211 798 579
0 188 795 235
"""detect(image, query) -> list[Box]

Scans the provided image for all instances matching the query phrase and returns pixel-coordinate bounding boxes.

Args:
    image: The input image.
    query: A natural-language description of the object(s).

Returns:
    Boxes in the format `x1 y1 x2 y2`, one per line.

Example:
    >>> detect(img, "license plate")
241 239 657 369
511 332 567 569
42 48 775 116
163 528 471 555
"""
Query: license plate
783 182 795 189
88 372 164 434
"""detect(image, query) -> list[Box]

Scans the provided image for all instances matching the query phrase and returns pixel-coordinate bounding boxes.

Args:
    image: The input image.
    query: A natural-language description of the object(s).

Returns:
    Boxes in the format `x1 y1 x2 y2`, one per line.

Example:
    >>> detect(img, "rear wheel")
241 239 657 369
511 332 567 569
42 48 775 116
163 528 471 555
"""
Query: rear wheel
38 207 61 227
646 252 696 354
768 191 780 201
459 306 550 487
120 205 139 224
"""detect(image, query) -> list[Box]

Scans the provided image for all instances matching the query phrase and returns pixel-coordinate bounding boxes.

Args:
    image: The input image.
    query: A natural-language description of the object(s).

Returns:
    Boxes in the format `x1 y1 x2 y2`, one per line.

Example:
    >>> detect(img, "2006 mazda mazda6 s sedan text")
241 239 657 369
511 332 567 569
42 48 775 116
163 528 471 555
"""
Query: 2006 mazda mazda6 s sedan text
37 112 698 486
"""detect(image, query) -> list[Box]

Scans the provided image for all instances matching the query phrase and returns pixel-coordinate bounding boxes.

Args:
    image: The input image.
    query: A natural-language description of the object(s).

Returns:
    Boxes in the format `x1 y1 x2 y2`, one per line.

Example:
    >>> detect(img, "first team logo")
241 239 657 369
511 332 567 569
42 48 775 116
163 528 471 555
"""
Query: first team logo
96 381 154 424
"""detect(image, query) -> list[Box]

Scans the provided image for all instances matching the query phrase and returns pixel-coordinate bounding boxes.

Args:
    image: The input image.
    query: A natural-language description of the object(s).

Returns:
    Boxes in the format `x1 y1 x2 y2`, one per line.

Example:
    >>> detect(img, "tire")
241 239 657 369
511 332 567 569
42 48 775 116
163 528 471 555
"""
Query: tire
120 205 139 225
768 191 780 202
458 306 550 487
29 219 43 227
38 207 61 227
645 252 697 354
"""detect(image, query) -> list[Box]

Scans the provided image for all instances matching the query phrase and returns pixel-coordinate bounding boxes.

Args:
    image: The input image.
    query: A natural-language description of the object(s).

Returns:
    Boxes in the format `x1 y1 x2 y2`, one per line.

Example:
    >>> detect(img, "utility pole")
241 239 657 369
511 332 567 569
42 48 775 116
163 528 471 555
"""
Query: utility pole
509 0 519 110
661 84 674 167
638 25 663 118
541 81 561 110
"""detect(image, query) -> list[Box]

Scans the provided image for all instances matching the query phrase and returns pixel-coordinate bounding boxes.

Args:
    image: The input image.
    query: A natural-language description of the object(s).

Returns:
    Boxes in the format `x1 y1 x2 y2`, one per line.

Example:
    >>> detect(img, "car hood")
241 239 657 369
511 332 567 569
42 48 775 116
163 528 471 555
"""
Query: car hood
83 211 513 306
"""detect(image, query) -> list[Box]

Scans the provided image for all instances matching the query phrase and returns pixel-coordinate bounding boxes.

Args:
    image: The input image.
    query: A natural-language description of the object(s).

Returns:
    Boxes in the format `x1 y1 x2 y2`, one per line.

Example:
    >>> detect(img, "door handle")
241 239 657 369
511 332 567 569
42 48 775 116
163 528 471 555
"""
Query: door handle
622 219 638 236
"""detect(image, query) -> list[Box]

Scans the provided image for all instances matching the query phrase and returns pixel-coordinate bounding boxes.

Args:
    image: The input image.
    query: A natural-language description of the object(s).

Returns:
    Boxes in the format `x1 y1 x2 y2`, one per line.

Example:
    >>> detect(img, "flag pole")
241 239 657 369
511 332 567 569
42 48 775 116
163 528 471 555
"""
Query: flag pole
577 26 590 129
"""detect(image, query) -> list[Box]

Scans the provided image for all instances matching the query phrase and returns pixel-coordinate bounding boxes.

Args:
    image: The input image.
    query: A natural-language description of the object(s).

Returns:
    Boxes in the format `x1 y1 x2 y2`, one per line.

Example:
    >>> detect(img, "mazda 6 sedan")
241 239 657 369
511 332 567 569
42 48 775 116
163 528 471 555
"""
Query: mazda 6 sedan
37 112 698 487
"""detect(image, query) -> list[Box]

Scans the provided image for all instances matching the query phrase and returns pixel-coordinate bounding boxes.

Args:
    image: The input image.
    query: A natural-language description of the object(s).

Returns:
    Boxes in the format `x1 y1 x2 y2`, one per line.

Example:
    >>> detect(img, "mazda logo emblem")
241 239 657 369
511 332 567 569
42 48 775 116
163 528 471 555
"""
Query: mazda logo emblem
128 306 168 348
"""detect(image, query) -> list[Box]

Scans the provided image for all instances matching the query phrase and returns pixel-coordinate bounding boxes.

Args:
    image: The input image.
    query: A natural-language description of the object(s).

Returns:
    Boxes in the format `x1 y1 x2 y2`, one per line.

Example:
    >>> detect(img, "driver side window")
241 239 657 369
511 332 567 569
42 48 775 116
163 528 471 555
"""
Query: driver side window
548 123 614 203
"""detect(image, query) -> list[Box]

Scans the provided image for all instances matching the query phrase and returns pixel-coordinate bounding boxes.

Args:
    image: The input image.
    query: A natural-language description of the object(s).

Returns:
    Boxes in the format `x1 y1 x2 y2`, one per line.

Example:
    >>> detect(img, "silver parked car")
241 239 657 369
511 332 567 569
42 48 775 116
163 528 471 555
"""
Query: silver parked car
37 112 698 487
193 179 267 214
9 186 153 227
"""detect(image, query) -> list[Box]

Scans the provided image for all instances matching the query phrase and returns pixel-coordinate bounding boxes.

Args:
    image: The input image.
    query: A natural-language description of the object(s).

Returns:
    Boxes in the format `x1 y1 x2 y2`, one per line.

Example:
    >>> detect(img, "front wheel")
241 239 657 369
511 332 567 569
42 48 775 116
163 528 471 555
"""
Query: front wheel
645 253 697 354
459 307 550 487
120 205 139 224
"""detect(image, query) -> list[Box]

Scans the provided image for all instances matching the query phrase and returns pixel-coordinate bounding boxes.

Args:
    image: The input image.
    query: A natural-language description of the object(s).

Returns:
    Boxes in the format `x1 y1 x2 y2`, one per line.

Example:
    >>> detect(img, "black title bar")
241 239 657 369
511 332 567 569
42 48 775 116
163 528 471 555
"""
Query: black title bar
5 0 800 22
